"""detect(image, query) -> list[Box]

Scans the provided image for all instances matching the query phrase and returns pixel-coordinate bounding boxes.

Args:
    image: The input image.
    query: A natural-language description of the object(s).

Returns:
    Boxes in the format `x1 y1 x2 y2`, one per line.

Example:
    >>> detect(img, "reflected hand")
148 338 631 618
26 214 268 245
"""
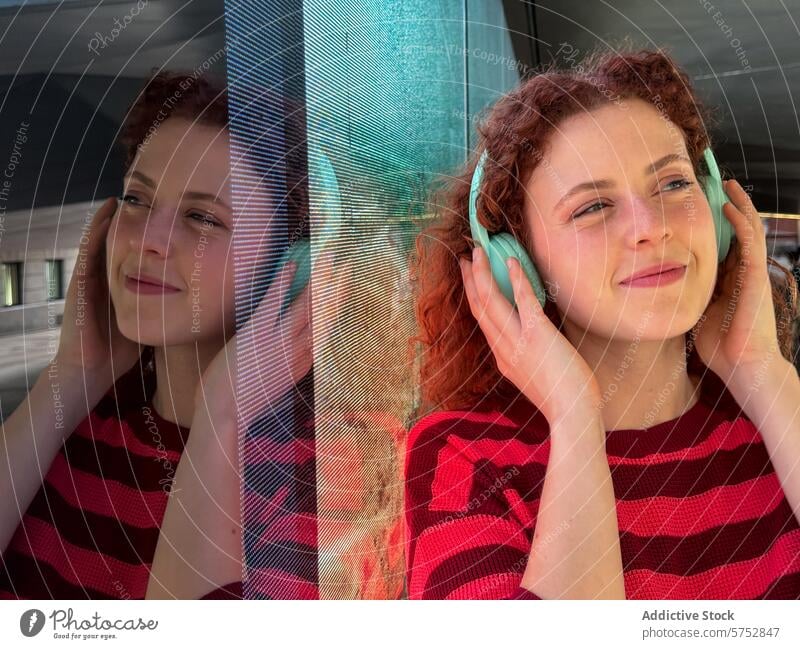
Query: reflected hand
194 248 341 430
56 197 143 389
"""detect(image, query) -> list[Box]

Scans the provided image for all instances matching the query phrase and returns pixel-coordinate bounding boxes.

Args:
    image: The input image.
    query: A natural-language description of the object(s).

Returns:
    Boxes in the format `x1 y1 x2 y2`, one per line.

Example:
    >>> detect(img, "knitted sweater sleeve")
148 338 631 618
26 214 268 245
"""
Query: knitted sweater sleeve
404 414 541 600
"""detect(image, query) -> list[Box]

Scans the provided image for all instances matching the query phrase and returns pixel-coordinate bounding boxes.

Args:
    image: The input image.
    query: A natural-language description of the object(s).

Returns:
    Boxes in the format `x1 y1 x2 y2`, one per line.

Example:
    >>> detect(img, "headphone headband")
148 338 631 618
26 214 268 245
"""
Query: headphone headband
468 150 491 250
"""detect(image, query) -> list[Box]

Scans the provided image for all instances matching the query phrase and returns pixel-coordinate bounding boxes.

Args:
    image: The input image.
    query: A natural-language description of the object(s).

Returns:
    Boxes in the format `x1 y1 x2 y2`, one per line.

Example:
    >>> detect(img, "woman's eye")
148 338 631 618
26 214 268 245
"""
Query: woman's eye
573 201 609 219
570 180 693 219
662 178 693 192
188 212 219 227
121 193 147 207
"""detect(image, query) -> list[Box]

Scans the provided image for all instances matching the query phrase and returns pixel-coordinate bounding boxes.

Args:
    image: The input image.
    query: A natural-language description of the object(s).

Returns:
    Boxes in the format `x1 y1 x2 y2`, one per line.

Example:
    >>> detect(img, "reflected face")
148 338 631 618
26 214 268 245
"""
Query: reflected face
523 98 718 342
106 118 236 346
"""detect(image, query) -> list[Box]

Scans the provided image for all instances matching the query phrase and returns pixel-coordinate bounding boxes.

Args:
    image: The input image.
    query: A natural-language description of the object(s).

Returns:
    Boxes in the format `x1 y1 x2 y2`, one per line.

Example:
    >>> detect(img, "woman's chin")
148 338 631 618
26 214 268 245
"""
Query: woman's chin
618 318 700 343
116 321 200 348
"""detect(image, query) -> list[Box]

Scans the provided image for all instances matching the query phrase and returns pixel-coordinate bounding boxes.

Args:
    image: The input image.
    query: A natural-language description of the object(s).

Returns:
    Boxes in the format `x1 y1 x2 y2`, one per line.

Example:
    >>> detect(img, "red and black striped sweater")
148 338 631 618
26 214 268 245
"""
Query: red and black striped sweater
405 393 800 599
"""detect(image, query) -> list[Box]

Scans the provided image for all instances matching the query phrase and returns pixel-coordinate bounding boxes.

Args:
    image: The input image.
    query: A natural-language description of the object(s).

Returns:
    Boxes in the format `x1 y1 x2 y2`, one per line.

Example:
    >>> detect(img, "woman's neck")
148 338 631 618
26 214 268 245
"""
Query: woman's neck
564 324 701 431
151 342 223 429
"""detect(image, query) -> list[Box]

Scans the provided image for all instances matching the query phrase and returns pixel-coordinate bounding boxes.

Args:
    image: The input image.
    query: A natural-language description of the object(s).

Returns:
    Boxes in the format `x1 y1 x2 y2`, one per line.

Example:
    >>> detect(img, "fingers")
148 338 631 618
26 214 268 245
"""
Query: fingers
91 196 118 228
460 255 504 345
310 248 336 291
306 248 342 351
507 257 549 335
467 246 519 336
288 318 314 384
264 275 312 388
240 261 298 343
284 281 311 342
70 198 116 289
722 180 767 270
274 259 301 323
282 247 344 356
87 197 117 265
723 180 760 221
63 198 116 326
255 255 301 319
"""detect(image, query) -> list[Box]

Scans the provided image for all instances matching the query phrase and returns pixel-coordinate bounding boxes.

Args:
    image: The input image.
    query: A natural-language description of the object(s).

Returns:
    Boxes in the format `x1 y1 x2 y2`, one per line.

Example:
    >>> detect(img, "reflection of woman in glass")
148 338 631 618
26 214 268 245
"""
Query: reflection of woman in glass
407 50 800 599
0 71 314 599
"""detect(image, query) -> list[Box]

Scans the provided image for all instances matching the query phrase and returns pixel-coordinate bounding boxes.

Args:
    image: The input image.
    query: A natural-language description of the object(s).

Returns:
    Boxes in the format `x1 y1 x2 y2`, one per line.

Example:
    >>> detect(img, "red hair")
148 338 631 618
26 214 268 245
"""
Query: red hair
118 69 228 169
117 69 309 226
413 48 797 415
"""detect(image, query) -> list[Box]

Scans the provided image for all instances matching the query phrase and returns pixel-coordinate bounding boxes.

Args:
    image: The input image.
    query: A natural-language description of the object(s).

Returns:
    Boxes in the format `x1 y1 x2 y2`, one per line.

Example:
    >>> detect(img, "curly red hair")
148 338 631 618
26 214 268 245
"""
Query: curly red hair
118 69 309 227
413 48 797 415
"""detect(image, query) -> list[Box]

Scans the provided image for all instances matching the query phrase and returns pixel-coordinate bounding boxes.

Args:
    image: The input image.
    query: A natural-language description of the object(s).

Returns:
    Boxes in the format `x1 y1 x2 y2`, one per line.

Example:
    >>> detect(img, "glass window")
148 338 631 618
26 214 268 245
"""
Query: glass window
2 262 23 306
227 0 531 600
45 259 64 301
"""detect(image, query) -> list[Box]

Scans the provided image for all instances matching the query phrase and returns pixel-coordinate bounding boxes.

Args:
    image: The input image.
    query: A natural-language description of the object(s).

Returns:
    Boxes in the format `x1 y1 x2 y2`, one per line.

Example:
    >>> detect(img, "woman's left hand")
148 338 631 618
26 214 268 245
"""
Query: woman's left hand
691 179 781 386
147 249 343 598
195 257 315 431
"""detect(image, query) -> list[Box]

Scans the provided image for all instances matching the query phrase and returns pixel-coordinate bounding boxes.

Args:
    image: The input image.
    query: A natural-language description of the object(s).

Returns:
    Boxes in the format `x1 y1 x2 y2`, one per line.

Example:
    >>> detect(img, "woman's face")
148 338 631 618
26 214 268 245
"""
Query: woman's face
106 117 236 347
523 98 718 342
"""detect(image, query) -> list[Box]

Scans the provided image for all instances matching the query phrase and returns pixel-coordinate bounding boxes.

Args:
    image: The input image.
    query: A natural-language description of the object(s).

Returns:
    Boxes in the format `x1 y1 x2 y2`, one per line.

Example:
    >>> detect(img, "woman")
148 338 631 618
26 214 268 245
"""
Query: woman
0 71 316 599
406 49 800 599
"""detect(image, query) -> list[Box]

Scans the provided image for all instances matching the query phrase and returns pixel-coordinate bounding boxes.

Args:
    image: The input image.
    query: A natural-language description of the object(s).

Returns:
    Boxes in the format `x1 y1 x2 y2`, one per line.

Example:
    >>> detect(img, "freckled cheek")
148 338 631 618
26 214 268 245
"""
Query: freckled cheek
192 248 234 308
682 208 718 276
106 215 143 253
221 257 236 316
104 228 129 287
567 232 611 289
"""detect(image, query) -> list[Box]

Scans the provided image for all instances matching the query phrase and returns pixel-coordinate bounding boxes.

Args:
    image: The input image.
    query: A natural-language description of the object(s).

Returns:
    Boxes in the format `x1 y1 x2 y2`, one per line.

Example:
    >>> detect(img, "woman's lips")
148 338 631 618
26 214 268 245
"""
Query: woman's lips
124 275 181 295
619 266 686 288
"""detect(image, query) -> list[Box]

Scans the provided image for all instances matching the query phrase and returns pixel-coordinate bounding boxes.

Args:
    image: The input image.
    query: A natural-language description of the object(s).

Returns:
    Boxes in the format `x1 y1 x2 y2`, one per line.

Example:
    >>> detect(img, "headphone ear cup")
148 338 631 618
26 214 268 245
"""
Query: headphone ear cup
488 233 546 308
258 239 311 323
467 150 545 309
701 148 735 263
279 239 311 314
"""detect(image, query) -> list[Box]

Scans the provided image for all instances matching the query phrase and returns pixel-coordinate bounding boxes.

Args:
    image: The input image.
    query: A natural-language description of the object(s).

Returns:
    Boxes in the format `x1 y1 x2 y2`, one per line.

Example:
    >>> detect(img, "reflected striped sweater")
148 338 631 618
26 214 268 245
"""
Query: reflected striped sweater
0 366 318 600
0 373 242 599
404 393 800 599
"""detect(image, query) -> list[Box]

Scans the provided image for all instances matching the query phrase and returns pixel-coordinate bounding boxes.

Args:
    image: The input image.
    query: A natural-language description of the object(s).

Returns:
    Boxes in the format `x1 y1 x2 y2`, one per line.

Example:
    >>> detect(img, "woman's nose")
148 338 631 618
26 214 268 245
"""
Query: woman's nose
130 207 175 257
626 195 672 247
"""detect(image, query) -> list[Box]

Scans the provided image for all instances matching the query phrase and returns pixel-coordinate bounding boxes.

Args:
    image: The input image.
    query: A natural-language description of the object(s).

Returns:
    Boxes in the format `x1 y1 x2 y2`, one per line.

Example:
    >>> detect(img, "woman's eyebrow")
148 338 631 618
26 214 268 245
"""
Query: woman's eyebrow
183 191 232 213
554 179 614 212
553 153 693 212
122 172 232 213
125 170 156 187
647 153 692 174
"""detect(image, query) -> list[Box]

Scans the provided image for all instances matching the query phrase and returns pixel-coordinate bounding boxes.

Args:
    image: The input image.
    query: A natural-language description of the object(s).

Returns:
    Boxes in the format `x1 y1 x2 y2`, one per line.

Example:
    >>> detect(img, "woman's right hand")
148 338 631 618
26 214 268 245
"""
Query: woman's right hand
460 246 602 423
55 197 143 391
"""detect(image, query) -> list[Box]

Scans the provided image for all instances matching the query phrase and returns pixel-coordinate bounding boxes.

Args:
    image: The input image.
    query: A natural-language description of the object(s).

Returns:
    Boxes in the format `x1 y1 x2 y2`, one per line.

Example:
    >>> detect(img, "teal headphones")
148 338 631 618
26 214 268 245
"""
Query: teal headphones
468 146 734 308
264 144 343 316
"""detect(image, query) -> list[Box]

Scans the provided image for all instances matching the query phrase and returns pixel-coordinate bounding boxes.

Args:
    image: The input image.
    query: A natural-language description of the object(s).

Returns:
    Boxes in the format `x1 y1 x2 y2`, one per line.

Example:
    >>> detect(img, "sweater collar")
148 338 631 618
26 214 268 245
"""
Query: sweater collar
504 392 732 458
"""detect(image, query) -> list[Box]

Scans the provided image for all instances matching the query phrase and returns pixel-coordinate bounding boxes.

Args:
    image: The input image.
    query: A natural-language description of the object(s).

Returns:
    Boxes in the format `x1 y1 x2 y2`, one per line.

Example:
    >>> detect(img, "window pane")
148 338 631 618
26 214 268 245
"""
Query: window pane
303 0 467 600
45 259 63 300
2 262 22 306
